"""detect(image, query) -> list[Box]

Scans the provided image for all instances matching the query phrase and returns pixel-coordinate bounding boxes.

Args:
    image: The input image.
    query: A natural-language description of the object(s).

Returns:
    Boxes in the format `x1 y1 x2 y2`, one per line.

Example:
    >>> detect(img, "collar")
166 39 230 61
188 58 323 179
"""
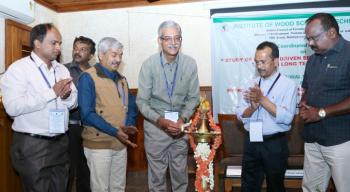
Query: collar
329 36 343 53
30 52 59 70
261 70 279 82
322 36 344 56
161 51 179 65
68 61 91 70
95 63 123 81
69 62 80 69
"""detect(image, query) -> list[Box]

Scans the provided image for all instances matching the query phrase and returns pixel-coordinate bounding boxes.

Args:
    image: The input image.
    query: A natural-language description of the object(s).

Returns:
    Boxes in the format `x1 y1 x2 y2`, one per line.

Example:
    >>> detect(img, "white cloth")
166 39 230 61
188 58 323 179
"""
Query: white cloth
302 141 350 192
84 147 127 192
0 52 77 136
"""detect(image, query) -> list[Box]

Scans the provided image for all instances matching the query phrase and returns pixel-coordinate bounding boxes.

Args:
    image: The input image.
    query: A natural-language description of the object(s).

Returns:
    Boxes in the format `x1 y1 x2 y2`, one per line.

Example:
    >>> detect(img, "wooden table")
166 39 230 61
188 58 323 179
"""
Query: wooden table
224 177 303 192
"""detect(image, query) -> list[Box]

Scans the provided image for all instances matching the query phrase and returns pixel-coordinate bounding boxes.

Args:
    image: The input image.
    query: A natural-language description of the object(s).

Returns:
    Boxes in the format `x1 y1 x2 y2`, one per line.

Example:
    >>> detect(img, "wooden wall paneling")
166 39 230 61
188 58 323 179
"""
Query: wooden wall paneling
0 105 13 192
127 89 147 171
127 114 148 171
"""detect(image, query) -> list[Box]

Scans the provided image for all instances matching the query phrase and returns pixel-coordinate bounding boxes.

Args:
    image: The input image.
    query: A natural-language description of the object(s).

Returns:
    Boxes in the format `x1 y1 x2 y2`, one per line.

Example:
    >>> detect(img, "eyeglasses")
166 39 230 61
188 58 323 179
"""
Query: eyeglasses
255 58 273 66
160 36 182 44
305 30 327 42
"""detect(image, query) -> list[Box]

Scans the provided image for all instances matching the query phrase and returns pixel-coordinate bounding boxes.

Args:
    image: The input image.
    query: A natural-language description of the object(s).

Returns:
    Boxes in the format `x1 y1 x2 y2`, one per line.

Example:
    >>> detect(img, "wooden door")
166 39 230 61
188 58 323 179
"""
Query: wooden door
5 19 32 67
0 19 32 192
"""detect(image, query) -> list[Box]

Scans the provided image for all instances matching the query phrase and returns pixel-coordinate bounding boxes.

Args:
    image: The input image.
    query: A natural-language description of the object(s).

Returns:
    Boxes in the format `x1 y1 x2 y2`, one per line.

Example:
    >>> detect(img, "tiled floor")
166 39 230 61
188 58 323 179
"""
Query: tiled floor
70 170 195 192
125 171 147 192
125 170 195 192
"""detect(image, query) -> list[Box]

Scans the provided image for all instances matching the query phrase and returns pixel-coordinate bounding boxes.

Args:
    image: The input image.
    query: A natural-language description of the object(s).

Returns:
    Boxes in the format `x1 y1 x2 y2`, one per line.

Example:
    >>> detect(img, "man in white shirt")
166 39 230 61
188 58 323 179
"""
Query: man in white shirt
0 23 77 192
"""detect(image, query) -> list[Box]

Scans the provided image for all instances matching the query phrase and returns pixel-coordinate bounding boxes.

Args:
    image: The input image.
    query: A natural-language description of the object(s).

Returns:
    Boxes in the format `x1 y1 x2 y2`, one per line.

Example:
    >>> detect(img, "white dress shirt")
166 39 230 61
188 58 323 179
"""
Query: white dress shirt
0 52 77 136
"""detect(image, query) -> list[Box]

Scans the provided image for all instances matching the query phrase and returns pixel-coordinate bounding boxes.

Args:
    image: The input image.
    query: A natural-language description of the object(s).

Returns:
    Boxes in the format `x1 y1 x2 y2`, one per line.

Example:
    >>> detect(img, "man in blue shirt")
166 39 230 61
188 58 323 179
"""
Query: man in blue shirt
237 41 297 192
78 37 138 191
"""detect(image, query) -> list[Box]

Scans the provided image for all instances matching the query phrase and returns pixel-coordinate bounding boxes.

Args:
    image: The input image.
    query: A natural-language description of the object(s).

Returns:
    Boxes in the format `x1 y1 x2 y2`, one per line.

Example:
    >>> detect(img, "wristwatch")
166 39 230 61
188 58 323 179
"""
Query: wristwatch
318 108 326 119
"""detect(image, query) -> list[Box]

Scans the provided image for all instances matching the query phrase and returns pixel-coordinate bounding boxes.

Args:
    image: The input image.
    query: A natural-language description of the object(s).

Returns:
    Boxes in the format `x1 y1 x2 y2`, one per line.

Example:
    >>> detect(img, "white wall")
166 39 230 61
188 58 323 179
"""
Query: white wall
57 3 211 88
30 3 58 27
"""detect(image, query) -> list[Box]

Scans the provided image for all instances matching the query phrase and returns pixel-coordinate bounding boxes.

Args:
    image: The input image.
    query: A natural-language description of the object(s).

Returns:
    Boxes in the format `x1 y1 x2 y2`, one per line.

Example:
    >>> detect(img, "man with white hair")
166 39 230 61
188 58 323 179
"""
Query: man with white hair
137 20 200 191
78 37 138 191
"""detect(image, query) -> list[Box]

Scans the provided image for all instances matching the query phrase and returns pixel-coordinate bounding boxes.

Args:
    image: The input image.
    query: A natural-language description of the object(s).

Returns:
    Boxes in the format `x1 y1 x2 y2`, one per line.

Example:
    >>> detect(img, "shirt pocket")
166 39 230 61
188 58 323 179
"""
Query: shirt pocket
174 74 190 97
323 63 347 87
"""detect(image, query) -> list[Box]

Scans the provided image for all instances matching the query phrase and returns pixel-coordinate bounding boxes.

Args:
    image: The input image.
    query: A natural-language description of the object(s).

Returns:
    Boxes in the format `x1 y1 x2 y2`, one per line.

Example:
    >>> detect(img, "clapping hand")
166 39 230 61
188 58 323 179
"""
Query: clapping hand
53 78 72 99
245 84 264 103
244 84 262 110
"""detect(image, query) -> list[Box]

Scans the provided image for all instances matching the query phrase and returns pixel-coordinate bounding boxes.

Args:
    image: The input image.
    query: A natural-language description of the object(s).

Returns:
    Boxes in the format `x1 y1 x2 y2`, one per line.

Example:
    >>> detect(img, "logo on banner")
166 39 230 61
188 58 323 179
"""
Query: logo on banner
221 24 228 32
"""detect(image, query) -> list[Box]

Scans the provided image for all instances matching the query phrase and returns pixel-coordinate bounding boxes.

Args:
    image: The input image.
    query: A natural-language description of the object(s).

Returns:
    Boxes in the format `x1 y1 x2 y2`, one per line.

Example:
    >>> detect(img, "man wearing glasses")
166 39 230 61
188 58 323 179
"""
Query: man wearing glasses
299 13 350 192
237 41 297 191
136 20 200 191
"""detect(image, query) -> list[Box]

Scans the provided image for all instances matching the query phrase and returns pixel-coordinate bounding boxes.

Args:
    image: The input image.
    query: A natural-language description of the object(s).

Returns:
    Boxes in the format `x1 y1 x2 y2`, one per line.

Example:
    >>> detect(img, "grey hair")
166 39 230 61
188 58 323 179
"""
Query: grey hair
98 37 123 55
158 20 182 37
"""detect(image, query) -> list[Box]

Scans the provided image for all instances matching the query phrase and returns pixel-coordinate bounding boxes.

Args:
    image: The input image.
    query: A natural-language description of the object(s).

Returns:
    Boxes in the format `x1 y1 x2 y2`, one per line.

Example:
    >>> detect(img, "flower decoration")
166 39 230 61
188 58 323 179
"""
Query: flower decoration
188 98 222 192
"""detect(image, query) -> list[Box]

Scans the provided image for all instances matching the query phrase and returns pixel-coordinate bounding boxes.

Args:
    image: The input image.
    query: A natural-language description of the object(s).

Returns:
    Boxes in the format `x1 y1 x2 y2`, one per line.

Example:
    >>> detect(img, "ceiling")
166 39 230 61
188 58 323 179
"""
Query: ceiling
34 0 207 12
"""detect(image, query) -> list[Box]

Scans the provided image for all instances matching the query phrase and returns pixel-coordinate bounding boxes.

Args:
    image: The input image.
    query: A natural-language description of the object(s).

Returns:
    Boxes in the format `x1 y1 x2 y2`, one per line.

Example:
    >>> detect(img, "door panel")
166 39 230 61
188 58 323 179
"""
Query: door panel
0 19 32 192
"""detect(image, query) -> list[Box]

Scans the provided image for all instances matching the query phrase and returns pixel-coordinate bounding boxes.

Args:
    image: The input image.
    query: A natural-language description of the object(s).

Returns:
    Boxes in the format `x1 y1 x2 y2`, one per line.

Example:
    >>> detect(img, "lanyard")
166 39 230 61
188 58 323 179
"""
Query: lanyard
258 73 281 97
160 52 179 102
160 53 179 100
30 55 58 108
115 78 127 111
256 73 281 120
30 56 56 88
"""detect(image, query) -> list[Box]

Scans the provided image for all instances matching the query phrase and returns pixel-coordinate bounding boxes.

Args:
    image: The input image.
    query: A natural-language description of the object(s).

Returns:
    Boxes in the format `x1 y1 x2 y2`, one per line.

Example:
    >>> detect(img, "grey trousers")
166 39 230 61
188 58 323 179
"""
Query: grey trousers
144 120 188 192
11 132 69 192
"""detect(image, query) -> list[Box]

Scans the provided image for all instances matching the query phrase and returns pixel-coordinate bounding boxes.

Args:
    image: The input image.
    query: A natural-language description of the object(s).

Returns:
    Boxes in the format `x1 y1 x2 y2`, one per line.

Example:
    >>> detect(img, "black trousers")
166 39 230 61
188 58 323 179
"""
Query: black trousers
11 132 69 192
241 134 288 192
67 123 91 192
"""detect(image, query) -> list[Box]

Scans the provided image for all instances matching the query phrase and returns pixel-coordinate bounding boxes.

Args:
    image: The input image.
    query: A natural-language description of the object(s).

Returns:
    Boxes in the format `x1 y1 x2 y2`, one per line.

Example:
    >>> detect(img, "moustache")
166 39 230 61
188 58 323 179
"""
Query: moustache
73 54 81 58
310 45 317 50
257 69 265 73
167 44 179 49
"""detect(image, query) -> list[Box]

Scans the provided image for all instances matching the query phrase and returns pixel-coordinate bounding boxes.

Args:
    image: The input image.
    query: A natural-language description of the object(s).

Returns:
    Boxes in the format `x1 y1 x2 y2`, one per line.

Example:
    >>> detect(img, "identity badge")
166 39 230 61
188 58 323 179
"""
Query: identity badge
164 111 179 122
49 109 65 134
249 120 263 142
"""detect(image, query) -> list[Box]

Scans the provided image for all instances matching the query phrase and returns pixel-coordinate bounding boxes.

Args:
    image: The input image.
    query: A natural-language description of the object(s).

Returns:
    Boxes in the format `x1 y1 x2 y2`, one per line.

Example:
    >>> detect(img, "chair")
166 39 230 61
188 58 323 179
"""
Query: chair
216 114 245 192
286 115 304 169
216 114 305 191
218 114 245 167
